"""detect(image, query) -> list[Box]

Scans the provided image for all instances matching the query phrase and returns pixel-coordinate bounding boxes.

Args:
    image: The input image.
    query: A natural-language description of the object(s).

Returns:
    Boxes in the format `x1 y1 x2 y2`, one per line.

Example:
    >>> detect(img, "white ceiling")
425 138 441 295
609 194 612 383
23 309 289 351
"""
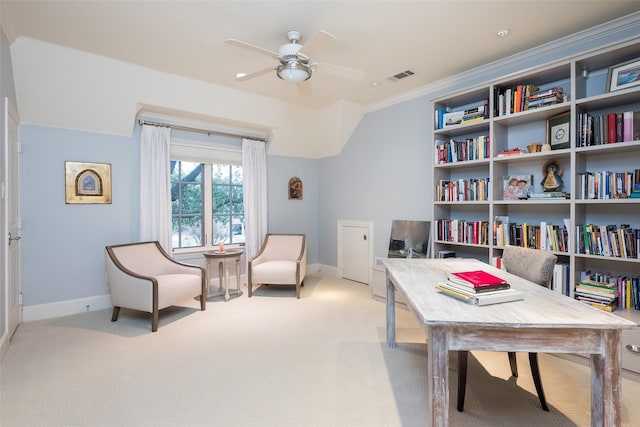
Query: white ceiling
3 1 640 110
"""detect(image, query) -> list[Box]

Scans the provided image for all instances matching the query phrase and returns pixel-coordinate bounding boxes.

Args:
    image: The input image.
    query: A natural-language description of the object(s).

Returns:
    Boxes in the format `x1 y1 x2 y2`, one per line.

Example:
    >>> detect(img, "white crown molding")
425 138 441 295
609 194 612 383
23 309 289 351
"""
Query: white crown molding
366 11 640 113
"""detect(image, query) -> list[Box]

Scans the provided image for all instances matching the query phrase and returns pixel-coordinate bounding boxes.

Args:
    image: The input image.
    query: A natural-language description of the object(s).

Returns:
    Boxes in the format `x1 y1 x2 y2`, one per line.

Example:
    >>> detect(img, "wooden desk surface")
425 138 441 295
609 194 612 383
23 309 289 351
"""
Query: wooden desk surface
383 257 637 331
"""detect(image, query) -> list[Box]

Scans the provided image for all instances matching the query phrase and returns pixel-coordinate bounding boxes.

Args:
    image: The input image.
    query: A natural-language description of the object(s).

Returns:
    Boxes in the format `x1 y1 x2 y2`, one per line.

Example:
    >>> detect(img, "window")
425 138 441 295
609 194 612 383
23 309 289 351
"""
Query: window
212 164 244 246
171 160 244 250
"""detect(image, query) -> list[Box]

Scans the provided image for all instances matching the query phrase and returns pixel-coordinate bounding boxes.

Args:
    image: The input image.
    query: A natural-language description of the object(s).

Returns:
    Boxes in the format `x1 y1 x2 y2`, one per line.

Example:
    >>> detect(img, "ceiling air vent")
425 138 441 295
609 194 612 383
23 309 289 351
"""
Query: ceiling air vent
387 69 415 82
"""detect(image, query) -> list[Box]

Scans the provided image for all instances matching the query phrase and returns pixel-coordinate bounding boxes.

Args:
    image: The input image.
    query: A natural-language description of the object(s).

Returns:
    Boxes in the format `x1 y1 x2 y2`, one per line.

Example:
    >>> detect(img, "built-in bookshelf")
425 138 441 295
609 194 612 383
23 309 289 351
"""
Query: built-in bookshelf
431 37 640 372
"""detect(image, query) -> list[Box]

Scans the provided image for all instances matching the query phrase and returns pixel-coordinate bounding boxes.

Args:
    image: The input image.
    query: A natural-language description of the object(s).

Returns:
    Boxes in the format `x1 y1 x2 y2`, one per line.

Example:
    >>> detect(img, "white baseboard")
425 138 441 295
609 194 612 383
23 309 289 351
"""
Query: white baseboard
23 294 113 322
315 264 337 278
21 264 329 322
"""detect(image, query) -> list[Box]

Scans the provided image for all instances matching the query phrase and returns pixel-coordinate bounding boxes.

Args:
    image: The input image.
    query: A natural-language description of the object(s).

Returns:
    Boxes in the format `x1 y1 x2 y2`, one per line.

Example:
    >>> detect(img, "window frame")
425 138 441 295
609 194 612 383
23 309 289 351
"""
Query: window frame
170 138 243 254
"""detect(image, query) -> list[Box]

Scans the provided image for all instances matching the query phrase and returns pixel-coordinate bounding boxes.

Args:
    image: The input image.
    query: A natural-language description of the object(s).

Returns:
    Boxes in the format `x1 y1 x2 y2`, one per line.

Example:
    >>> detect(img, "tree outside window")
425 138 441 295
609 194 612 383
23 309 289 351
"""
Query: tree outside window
171 160 244 249
213 164 244 245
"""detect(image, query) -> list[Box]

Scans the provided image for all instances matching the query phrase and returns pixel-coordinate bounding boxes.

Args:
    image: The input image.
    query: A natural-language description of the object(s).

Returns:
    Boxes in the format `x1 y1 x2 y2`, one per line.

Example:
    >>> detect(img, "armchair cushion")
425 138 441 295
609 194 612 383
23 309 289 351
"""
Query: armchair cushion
105 241 206 331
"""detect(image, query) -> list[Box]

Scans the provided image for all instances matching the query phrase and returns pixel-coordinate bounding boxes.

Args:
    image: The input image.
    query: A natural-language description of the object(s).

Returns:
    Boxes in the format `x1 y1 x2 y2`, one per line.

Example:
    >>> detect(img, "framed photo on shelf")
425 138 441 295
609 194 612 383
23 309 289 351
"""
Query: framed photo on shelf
606 57 640 92
65 161 112 204
546 111 570 150
503 175 533 200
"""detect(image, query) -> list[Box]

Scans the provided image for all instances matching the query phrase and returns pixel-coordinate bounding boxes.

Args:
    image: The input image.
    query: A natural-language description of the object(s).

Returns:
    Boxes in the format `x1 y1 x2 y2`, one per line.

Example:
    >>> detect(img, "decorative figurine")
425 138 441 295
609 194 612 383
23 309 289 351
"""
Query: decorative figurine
541 160 563 192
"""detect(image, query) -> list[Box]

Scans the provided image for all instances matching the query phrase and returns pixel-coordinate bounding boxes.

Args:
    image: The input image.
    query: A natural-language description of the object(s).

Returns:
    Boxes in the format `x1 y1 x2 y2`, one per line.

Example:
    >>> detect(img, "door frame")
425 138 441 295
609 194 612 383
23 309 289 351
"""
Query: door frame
1 97 21 362
337 219 374 285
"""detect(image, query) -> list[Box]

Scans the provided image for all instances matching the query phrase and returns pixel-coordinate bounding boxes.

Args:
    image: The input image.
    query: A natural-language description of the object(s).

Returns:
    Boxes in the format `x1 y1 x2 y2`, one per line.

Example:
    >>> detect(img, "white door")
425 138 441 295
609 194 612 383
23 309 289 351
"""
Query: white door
4 97 21 342
338 221 373 284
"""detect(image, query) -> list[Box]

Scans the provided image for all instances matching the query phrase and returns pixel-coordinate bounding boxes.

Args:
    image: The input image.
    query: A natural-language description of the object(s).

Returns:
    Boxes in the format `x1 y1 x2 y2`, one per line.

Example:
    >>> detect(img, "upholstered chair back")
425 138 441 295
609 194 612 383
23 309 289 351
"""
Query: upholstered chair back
502 245 557 288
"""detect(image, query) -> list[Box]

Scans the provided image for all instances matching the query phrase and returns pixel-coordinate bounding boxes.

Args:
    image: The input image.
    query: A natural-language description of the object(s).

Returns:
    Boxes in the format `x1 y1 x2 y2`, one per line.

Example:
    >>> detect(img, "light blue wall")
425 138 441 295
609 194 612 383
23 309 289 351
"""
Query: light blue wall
19 124 320 306
21 125 138 305
318 96 431 265
266 155 320 263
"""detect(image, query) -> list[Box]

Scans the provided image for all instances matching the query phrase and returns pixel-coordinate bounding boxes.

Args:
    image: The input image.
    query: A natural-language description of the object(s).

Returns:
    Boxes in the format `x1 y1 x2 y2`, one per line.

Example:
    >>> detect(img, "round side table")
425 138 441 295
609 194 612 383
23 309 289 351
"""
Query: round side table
203 249 243 302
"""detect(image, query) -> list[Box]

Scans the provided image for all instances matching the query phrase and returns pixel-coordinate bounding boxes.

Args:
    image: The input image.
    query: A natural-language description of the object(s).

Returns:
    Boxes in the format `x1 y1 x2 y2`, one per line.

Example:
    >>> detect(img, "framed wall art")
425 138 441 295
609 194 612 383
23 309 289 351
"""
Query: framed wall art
606 57 640 92
288 177 302 200
65 161 112 204
546 111 571 150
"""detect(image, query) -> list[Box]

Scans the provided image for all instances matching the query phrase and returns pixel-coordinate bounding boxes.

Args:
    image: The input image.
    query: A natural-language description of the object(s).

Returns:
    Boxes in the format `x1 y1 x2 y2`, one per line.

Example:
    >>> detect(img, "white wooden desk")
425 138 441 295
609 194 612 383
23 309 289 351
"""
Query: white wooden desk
383 258 637 427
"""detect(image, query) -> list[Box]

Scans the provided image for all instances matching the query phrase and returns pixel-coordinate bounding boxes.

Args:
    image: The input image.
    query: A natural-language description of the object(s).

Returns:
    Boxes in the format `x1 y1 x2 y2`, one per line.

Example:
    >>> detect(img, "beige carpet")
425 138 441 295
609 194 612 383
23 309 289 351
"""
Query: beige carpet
1 274 639 426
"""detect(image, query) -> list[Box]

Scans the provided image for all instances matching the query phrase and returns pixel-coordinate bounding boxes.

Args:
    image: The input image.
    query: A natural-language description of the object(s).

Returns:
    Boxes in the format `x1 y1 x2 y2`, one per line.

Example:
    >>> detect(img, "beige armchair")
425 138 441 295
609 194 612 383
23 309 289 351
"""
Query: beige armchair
105 241 206 332
248 234 307 299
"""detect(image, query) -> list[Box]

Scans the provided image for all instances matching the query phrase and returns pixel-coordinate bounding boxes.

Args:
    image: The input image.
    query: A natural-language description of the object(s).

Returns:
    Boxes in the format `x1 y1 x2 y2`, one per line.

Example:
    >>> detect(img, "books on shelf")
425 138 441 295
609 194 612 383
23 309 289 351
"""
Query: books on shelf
528 192 569 199
434 135 490 164
575 224 640 259
437 250 456 258
496 147 527 157
435 282 523 306
435 219 489 245
436 178 489 202
494 85 565 116
577 170 635 199
493 221 569 252
435 101 489 129
577 110 639 146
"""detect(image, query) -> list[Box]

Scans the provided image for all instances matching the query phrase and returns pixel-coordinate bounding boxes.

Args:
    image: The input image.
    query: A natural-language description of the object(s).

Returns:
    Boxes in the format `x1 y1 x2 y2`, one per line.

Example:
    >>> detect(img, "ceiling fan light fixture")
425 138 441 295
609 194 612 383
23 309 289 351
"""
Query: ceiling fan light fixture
277 61 311 83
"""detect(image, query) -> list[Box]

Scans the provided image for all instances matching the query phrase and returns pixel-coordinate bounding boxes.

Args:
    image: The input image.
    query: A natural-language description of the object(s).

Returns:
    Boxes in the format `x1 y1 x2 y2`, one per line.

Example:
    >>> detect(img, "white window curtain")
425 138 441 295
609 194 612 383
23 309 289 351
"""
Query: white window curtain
242 138 268 265
139 125 172 251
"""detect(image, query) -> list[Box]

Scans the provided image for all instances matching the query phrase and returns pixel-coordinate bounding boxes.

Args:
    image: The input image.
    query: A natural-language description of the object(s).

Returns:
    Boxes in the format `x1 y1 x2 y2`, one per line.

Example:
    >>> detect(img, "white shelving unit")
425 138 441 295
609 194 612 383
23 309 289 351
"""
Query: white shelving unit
431 37 640 372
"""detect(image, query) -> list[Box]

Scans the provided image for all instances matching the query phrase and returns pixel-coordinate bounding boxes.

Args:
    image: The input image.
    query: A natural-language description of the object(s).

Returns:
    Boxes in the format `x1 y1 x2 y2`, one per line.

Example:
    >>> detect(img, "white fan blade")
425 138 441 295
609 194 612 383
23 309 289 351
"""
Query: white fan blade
311 62 365 82
298 30 336 58
296 81 312 96
224 39 280 59
234 66 276 81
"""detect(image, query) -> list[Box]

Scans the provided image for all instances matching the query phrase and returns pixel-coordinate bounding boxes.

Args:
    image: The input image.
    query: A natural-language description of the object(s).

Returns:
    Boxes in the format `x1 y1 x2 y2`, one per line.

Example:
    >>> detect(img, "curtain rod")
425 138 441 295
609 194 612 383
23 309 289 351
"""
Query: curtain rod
138 119 267 142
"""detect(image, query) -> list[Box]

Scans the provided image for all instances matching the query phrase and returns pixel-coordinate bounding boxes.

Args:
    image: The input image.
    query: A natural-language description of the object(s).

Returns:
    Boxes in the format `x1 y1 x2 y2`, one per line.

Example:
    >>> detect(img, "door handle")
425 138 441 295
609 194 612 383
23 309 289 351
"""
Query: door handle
363 234 367 241
8 232 21 246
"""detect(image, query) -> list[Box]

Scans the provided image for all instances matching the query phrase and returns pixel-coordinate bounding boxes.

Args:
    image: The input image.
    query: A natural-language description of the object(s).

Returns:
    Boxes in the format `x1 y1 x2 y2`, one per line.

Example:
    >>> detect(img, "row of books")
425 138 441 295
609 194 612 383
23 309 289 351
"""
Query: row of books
436 178 490 202
577 111 640 147
576 224 640 259
434 101 489 129
434 219 490 245
494 85 565 117
436 270 523 306
577 169 640 199
434 135 490 164
494 217 570 252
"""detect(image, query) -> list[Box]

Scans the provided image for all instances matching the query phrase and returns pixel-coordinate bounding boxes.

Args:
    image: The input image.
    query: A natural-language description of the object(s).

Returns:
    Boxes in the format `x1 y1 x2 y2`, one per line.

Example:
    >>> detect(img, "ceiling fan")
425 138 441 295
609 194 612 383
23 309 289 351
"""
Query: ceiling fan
224 30 365 86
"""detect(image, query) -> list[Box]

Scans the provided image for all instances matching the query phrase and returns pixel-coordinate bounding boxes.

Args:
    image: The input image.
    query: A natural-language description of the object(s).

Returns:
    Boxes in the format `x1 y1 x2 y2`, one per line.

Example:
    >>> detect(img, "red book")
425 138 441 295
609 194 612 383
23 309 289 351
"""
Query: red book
608 113 616 143
451 270 508 288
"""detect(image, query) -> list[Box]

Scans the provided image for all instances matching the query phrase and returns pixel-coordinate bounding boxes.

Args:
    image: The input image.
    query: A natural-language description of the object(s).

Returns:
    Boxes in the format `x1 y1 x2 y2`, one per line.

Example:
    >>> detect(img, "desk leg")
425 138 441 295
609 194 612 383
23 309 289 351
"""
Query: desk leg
428 326 449 427
218 261 224 294
591 330 622 427
386 275 396 348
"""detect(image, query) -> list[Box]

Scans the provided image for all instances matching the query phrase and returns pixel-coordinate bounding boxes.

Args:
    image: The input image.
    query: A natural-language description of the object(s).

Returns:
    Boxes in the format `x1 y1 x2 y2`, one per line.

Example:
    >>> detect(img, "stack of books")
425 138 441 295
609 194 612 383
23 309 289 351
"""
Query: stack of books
527 87 565 110
574 276 618 312
435 270 524 306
